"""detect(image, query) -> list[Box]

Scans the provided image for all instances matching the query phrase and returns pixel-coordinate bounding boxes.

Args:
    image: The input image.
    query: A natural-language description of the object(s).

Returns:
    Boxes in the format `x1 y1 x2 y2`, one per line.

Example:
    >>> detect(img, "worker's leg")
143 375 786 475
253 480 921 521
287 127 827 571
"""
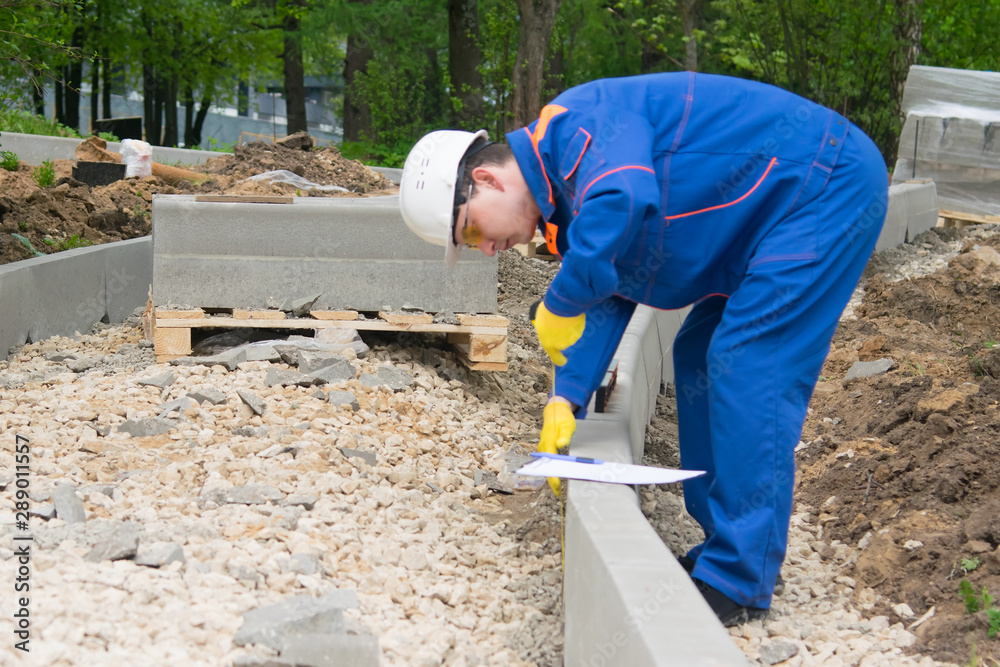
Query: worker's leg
672 296 727 559
690 129 888 608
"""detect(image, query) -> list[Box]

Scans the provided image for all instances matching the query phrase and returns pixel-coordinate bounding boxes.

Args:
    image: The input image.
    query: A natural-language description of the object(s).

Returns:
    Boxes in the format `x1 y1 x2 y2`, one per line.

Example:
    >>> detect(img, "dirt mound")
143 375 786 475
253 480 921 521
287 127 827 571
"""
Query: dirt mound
797 233 1000 664
196 138 392 193
0 135 396 267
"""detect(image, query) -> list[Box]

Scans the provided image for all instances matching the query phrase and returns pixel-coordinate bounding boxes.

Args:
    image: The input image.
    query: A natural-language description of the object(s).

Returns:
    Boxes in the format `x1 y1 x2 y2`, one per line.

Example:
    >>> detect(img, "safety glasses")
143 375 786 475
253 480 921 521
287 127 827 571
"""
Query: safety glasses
453 182 482 249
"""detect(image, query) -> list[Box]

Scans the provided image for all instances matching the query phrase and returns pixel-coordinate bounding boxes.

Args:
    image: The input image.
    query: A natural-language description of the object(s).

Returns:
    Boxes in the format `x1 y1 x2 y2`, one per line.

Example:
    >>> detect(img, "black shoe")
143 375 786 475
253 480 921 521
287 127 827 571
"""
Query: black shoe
682 556 785 597
693 578 769 627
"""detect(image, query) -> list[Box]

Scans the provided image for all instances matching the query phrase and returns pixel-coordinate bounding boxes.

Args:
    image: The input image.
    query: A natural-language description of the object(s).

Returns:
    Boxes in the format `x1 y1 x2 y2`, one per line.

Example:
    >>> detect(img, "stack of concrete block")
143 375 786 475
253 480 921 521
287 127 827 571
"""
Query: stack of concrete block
891 65 1000 216
876 181 940 252
152 194 497 313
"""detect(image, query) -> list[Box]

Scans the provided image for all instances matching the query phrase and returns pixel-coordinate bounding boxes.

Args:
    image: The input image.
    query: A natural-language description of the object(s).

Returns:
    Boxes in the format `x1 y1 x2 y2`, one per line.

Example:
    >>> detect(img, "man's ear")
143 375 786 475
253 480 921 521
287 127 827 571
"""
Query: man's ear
471 165 504 192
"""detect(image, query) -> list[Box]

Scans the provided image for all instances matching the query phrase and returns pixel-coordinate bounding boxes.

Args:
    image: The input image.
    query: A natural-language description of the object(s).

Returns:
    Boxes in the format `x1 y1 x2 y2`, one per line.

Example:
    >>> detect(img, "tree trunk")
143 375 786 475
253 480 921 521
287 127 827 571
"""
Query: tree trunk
680 0 702 72
143 65 156 143
343 4 374 143
55 75 65 124
162 74 179 147
101 60 112 118
192 95 211 148
283 11 308 136
33 84 45 116
90 59 99 131
448 0 484 129
507 0 562 132
152 77 165 146
184 85 195 147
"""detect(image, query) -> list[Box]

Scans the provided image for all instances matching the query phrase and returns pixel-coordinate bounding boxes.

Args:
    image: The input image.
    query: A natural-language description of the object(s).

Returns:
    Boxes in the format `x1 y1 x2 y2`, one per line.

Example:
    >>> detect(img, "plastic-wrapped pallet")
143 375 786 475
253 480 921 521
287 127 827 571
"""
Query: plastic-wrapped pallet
891 65 1000 216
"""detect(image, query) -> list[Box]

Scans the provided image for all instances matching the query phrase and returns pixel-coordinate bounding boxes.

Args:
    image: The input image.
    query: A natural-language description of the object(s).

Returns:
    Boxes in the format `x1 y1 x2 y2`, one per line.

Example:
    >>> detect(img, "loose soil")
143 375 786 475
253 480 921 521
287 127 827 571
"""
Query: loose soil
0 134 394 266
797 228 1000 664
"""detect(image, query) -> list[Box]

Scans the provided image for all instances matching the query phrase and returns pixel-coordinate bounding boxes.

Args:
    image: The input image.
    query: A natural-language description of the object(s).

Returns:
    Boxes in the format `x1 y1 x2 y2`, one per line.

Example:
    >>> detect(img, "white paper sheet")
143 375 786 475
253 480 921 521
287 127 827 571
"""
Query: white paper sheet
515 458 705 485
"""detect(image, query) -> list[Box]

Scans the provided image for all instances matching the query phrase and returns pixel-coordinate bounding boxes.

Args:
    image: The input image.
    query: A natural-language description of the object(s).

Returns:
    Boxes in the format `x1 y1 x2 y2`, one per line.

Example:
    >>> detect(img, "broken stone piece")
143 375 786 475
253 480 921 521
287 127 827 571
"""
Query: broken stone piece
281 294 321 318
237 389 266 415
52 485 87 524
83 522 139 562
327 390 359 411
265 367 317 388
339 447 376 467
188 387 227 405
117 417 174 438
232 590 359 651
844 358 896 381
138 372 175 388
135 541 185 568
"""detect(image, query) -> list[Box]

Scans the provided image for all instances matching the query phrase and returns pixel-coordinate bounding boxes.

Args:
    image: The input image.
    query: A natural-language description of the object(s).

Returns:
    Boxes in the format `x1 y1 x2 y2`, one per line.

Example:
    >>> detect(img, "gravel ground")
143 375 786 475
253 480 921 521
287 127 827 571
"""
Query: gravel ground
0 251 563 667
1 226 994 666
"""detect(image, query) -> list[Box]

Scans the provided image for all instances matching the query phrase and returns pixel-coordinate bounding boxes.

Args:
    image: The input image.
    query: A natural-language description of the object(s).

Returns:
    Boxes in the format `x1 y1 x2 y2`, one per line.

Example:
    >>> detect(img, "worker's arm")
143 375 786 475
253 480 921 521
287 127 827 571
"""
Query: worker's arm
552 295 637 419
543 110 661 319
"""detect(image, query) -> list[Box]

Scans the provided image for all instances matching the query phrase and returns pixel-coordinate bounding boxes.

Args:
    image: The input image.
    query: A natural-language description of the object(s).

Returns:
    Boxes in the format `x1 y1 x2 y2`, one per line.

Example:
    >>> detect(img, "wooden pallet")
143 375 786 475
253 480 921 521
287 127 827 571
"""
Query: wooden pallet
938 209 1000 229
143 305 509 371
513 232 559 261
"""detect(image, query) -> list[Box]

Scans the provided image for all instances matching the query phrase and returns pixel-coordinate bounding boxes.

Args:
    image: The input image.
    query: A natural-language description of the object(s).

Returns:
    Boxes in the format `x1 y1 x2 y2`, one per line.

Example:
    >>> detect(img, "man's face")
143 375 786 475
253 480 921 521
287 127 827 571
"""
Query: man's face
452 162 540 257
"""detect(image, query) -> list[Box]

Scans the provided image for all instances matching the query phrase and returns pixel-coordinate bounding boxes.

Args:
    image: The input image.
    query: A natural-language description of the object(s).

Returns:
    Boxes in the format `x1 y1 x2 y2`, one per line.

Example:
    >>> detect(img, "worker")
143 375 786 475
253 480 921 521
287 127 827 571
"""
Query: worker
398 72 887 627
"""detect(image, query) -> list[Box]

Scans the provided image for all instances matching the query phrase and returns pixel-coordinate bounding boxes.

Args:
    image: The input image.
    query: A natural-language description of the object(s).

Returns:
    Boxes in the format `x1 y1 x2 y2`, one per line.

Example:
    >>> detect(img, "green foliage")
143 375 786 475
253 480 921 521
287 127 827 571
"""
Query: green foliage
97 131 119 143
962 557 981 572
1 150 18 171
960 579 996 618
340 140 409 169
989 609 1000 638
43 234 92 251
206 137 237 153
0 109 82 138
32 159 55 188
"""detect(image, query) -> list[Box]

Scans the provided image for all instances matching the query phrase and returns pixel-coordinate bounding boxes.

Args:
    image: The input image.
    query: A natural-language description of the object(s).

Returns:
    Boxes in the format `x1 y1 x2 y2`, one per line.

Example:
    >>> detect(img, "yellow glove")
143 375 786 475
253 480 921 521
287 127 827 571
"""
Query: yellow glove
539 400 576 496
531 301 586 366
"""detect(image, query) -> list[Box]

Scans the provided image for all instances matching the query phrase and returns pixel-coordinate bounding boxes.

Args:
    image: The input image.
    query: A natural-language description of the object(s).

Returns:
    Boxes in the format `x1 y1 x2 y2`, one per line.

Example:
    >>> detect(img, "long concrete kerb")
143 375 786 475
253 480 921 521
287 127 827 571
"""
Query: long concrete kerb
566 305 749 666
0 237 152 356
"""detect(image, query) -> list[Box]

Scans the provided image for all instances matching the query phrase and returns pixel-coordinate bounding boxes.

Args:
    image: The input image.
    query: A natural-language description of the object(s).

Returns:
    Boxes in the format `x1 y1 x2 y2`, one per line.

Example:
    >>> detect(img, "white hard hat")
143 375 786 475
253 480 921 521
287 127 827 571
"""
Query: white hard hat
399 129 489 267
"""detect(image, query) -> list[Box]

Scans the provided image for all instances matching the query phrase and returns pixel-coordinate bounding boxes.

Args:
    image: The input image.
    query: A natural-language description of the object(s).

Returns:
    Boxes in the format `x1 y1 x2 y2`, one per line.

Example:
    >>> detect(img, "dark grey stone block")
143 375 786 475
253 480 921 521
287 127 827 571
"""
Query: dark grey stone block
84 522 139 562
138 372 175 388
117 417 174 437
844 358 896 381
281 294 321 317
310 360 355 385
281 494 318 511
360 365 414 392
232 590 359 651
339 448 375 467
297 351 346 375
327 390 359 411
157 396 195 418
237 389 266 415
266 367 317 388
52 485 87 524
170 347 247 371
188 387 227 405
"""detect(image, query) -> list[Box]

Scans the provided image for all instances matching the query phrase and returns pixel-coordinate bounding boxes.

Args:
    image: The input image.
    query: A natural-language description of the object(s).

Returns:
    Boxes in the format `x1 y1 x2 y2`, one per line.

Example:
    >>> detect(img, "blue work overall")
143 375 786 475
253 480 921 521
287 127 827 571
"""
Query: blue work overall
507 72 887 608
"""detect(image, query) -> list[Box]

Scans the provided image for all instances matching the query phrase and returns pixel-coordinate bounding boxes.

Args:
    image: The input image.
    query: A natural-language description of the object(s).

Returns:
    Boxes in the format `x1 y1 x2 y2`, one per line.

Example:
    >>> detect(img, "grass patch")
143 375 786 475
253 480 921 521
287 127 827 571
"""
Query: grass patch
32 159 55 188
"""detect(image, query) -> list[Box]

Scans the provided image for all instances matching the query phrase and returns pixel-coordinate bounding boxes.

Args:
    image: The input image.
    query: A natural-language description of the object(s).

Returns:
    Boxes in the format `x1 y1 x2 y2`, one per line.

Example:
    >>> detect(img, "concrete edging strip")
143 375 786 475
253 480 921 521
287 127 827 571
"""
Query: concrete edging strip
565 305 749 666
0 237 151 356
